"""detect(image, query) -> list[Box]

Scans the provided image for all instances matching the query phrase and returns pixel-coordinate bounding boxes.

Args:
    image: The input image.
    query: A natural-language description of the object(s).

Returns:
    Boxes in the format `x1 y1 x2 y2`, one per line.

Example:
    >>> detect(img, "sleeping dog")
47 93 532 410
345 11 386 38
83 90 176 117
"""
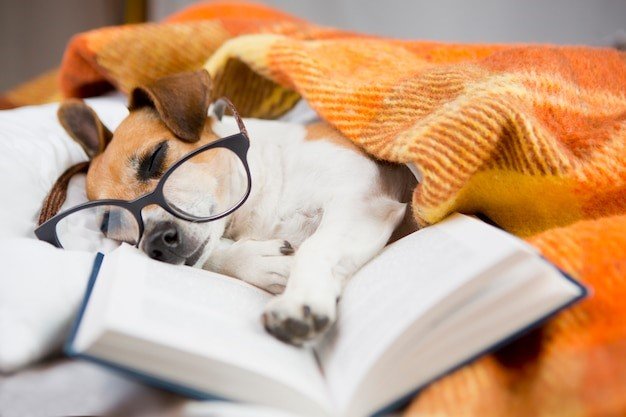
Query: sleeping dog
57 70 416 345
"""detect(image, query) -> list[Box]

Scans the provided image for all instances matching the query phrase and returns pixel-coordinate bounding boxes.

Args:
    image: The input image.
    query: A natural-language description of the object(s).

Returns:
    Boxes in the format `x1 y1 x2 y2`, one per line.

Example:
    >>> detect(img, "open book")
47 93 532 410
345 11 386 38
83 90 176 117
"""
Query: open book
66 214 586 417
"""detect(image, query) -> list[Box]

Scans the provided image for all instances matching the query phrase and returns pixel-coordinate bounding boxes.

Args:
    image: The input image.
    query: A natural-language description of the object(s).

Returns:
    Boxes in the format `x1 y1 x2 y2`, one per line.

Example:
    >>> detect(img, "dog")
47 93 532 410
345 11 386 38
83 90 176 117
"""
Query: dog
57 70 416 345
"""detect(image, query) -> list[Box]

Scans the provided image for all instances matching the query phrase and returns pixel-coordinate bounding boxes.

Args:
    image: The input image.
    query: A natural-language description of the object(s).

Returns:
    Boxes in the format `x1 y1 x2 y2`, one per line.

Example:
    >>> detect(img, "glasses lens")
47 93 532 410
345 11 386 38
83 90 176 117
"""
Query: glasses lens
56 204 140 252
163 147 248 218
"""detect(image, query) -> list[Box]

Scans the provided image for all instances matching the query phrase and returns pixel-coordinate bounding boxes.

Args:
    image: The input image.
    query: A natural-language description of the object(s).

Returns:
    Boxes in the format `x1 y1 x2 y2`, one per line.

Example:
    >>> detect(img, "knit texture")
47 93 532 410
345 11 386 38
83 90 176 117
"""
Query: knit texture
11 2 626 415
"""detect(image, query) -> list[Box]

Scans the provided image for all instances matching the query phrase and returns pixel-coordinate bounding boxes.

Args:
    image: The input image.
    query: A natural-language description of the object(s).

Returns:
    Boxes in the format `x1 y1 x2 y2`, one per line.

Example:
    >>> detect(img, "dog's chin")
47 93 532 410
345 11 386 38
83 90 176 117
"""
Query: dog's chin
183 237 212 267
138 245 185 265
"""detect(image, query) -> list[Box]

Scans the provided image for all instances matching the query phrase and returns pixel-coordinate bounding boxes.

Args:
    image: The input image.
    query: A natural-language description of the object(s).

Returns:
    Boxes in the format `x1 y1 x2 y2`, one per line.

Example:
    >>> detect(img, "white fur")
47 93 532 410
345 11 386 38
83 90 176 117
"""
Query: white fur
180 117 412 344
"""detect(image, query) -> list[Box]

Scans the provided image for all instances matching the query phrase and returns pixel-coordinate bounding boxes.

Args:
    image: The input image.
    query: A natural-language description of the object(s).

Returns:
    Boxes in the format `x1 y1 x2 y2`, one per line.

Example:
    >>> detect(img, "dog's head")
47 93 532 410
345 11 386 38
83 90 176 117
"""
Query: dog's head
58 70 242 267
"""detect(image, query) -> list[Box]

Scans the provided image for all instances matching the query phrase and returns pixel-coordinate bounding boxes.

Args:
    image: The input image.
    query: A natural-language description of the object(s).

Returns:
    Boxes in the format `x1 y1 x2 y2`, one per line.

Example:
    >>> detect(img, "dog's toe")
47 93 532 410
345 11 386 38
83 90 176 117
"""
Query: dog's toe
228 239 295 294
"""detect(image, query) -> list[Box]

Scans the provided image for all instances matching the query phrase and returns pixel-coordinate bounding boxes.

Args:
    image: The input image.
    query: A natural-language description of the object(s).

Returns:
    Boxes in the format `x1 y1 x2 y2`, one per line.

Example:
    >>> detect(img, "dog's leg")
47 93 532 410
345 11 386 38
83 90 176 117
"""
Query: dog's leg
204 238 295 294
262 197 406 345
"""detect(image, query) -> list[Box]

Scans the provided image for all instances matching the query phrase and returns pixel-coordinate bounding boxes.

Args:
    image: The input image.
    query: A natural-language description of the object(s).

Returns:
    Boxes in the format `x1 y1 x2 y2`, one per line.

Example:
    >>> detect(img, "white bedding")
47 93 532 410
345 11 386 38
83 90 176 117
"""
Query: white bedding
0 94 320 416
0 96 129 373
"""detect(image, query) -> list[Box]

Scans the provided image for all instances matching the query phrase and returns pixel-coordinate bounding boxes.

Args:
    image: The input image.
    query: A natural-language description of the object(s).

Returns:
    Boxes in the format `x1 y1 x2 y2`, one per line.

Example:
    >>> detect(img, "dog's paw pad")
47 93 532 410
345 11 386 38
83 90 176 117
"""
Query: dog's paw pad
262 298 334 345
313 314 330 332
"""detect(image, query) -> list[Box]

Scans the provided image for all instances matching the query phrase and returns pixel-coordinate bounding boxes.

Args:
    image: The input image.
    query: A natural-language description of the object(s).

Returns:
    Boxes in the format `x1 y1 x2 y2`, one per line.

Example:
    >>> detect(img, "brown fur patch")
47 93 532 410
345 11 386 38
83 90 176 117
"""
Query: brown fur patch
58 99 113 158
86 108 218 201
129 70 212 143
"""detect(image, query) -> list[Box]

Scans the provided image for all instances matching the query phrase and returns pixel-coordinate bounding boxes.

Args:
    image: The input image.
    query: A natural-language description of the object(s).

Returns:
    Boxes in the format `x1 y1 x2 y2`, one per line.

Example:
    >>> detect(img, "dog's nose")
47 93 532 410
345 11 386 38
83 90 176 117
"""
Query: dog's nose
144 221 182 263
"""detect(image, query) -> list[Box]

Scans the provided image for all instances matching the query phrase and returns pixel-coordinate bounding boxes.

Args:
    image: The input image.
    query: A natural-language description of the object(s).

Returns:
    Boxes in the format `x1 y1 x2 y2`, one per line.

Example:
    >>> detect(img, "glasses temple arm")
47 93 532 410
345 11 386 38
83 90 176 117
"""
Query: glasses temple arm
212 97 249 138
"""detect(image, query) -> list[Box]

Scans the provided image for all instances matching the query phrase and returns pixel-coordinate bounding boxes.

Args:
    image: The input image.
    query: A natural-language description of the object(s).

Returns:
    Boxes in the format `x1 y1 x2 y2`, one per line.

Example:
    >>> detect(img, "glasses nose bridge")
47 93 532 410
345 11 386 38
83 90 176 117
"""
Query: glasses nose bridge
131 194 154 244
133 191 164 214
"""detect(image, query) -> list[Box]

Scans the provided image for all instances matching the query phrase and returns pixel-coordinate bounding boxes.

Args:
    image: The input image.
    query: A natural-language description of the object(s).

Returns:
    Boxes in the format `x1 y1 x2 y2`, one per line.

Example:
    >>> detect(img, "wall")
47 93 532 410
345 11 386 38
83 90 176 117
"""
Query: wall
0 0 124 91
151 0 626 45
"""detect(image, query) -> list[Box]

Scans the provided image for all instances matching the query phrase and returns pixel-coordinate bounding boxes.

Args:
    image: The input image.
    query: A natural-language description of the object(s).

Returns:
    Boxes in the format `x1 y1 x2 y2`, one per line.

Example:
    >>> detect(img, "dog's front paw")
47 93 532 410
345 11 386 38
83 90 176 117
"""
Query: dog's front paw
228 239 294 294
262 292 337 345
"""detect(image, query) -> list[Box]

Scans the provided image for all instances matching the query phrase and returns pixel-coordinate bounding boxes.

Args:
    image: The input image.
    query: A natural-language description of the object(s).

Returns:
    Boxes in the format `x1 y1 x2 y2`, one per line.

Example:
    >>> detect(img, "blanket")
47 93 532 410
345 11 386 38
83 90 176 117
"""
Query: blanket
7 2 626 416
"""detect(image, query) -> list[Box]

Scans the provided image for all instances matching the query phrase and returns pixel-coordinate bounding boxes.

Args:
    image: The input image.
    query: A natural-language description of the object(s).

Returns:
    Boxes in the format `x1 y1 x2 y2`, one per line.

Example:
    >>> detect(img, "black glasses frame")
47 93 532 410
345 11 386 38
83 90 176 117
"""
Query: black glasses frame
35 99 251 249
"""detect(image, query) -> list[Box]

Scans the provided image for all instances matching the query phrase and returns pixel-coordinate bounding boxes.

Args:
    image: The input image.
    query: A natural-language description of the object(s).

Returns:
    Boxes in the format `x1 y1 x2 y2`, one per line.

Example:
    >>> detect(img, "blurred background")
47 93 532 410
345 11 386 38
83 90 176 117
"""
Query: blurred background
1 0 626 91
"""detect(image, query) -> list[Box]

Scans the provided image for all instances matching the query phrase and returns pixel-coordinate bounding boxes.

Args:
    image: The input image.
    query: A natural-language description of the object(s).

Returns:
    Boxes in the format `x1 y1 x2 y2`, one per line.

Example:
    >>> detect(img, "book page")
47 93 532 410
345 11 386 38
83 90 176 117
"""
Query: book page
365 256 578 400
96 245 331 414
315 214 529 413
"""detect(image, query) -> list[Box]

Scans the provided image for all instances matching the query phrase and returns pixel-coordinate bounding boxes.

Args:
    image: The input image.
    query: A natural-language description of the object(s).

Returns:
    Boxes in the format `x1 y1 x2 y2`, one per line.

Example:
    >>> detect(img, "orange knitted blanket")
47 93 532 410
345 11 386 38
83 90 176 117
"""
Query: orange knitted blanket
15 2 626 416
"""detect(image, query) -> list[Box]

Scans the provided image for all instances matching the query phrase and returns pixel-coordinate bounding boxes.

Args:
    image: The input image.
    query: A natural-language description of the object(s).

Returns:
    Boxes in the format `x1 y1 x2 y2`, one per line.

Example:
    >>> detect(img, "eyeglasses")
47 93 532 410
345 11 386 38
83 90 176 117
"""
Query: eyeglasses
35 98 251 253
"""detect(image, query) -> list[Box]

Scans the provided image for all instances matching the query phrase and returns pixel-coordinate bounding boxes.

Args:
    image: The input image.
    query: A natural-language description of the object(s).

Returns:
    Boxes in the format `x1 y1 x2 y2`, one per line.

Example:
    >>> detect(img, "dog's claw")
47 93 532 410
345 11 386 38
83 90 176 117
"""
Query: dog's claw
279 241 294 255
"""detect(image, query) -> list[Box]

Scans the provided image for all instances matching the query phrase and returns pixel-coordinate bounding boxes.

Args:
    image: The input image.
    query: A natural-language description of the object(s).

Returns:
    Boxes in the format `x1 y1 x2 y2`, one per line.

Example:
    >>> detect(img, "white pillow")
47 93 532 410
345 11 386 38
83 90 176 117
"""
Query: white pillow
0 97 128 373
0 97 128 240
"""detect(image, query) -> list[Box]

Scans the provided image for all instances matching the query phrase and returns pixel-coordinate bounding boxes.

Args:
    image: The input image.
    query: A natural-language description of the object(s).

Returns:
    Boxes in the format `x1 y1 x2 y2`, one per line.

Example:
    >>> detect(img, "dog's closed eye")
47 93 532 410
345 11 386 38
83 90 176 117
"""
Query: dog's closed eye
99 209 121 239
100 208 125 240
137 141 169 182
99 210 111 235
99 208 136 242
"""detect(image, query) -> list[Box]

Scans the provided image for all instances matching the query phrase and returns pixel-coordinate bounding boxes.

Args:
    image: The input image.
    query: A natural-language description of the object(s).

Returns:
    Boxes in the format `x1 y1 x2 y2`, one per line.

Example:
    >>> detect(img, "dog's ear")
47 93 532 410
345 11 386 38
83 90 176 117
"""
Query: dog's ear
57 99 113 159
129 70 212 143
